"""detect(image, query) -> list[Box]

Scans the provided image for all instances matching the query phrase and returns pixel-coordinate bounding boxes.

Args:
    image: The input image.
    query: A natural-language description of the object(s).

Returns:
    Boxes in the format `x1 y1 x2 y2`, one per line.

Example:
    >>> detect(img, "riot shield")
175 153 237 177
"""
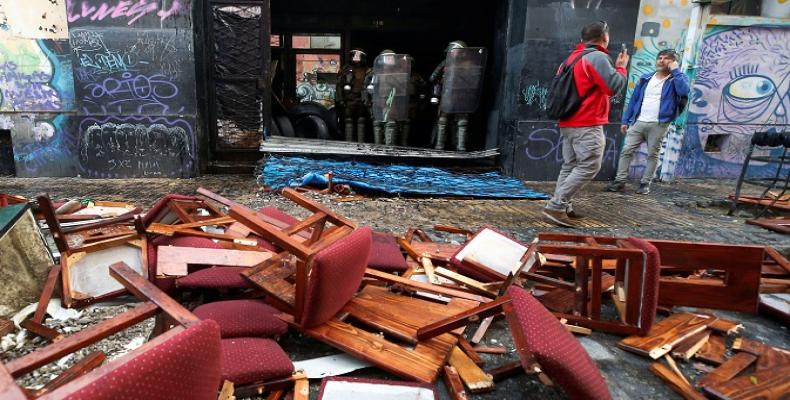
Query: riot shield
440 47 488 114
372 53 411 122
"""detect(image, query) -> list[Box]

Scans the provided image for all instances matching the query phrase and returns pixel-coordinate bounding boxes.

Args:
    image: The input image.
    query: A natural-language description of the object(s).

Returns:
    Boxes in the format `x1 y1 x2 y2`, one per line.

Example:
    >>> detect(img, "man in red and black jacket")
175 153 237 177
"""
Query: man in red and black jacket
542 21 629 228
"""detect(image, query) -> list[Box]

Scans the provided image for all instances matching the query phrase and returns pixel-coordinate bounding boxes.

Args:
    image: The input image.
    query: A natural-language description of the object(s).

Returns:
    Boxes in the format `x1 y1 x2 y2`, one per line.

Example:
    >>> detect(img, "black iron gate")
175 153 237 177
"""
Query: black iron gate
205 0 271 163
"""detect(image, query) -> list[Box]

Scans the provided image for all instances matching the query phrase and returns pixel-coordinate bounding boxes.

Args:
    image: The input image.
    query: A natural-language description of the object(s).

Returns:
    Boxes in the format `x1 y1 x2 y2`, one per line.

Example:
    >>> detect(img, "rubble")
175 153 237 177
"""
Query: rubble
0 178 788 399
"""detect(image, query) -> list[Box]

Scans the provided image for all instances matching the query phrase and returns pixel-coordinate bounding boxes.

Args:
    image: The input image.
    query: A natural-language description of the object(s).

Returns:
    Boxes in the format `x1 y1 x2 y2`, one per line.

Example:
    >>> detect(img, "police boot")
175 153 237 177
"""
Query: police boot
356 117 366 143
456 117 468 152
435 116 448 150
373 123 384 144
400 122 410 147
344 117 354 142
384 121 398 146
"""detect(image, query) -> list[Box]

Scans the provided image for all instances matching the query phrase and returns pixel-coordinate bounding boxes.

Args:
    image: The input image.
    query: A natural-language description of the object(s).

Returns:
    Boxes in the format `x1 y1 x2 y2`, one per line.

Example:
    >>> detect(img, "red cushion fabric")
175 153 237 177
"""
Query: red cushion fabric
300 227 372 328
368 231 408 273
148 236 225 292
193 300 287 338
64 319 223 400
177 267 253 289
258 206 299 226
626 237 661 336
507 286 611 400
142 194 200 227
220 337 293 385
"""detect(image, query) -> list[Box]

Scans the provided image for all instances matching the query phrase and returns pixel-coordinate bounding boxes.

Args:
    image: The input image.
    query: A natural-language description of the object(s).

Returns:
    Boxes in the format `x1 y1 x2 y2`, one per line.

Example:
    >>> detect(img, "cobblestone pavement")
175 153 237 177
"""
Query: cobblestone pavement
1 176 788 399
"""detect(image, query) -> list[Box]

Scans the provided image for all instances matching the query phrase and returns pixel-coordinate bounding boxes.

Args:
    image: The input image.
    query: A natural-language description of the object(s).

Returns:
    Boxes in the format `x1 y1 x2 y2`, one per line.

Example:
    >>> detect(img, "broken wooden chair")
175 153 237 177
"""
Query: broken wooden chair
229 190 483 383
37 194 145 309
417 286 612 400
533 233 661 336
0 262 224 400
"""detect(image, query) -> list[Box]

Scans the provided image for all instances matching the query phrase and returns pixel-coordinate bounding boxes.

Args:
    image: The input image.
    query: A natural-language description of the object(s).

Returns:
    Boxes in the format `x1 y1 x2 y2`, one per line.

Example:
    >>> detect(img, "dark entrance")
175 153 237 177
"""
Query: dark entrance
203 0 272 170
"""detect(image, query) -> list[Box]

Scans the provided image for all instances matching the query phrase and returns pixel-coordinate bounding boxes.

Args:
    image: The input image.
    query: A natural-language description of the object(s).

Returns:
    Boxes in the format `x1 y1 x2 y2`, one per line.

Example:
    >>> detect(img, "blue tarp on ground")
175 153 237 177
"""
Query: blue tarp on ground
260 155 549 199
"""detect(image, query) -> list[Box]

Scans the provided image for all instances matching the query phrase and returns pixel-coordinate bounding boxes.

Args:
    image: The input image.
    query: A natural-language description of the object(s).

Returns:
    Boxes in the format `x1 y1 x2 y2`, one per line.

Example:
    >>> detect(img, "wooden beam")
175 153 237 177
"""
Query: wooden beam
416 297 509 341
364 269 490 303
697 352 757 388
448 347 495 393
6 303 157 377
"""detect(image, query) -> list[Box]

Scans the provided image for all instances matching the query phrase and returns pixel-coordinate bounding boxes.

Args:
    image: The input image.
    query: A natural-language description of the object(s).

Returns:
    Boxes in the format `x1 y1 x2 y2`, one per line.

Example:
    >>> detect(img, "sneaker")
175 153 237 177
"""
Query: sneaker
636 183 651 195
542 208 576 228
566 209 585 219
606 181 625 192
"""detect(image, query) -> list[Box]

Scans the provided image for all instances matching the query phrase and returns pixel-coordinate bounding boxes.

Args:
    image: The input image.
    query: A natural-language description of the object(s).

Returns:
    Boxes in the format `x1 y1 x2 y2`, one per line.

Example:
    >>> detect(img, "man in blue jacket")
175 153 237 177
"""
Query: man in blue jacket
606 49 690 194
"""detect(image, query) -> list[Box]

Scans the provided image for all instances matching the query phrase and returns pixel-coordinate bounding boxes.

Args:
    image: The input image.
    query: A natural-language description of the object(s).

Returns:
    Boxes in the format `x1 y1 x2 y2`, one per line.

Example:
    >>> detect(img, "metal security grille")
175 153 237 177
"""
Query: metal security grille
207 2 270 150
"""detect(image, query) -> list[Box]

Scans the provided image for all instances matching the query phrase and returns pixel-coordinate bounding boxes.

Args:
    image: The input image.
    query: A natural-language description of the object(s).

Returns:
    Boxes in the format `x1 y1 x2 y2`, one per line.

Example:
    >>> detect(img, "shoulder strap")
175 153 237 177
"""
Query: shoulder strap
562 48 597 71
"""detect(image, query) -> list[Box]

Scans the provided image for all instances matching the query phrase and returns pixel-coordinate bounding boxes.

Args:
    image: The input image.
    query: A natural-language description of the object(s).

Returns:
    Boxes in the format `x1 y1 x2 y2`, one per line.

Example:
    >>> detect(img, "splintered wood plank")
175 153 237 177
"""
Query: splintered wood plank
470 316 494 344
156 246 273 276
702 365 790 400
708 319 743 335
732 338 790 371
618 313 716 359
343 286 477 344
293 377 309 400
697 352 757 388
364 269 490 303
218 381 234 400
458 337 484 366
408 242 461 263
242 255 296 311
649 362 706 400
671 330 711 361
296 316 452 383
443 366 469 400
448 347 495 393
0 318 15 337
434 267 497 297
695 334 727 366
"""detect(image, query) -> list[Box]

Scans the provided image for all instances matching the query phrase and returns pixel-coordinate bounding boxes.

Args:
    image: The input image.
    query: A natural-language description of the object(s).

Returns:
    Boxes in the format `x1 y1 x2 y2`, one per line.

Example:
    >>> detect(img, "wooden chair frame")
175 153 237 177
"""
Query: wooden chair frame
539 232 765 314
232 189 485 383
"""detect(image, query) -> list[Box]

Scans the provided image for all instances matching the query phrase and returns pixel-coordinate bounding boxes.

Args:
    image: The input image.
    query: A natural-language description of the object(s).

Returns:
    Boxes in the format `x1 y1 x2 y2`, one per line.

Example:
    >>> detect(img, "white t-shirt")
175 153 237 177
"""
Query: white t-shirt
637 74 669 123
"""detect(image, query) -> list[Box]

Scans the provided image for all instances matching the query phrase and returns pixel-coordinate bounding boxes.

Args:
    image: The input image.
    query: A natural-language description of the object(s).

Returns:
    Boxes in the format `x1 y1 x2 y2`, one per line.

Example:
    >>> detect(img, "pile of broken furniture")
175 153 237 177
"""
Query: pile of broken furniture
0 188 787 399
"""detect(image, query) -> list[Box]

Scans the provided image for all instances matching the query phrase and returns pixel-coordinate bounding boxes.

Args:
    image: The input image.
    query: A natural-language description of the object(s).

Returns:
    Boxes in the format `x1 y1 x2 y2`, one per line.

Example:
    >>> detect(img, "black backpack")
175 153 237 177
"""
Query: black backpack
546 49 596 120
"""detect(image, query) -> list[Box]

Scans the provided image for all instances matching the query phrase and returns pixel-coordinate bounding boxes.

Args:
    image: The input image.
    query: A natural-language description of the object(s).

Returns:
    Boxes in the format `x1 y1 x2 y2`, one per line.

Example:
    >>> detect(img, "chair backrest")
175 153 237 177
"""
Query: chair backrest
51 319 223 400
506 286 611 400
300 227 372 328
625 237 661 335
142 194 206 227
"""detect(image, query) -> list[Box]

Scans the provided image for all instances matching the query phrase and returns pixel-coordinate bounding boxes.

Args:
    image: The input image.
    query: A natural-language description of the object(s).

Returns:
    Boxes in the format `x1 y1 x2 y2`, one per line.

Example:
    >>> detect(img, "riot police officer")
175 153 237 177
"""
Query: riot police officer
365 50 411 146
336 48 370 142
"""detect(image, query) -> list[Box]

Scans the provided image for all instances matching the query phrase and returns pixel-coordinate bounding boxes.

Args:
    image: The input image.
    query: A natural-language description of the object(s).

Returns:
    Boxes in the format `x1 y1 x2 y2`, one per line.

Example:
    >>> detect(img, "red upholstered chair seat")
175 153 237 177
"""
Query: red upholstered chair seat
507 287 611 400
64 319 223 400
625 237 661 336
300 227 373 328
368 231 408 273
220 337 294 385
193 300 287 338
177 267 253 289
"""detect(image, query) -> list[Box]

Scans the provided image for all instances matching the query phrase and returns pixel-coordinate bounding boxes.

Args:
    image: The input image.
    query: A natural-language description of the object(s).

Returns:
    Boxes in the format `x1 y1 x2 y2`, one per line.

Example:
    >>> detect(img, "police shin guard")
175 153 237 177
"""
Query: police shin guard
435 116 448 150
344 117 354 142
400 122 410 147
384 121 398 146
373 123 384 144
356 117 366 143
456 117 468 152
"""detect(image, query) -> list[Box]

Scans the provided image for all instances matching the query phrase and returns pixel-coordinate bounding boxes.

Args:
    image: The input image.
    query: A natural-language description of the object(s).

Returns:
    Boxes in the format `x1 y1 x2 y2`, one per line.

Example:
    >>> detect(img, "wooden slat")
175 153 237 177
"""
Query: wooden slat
618 313 716 359
487 361 523 382
364 269 490 303
671 330 711 361
732 337 790 371
695 334 727 366
6 302 157 377
448 347 495 393
434 267 497 297
470 316 494 344
443 366 469 400
649 362 706 400
281 188 355 229
708 319 743 335
156 246 273 276
242 254 296 311
415 297 508 341
34 351 106 396
230 205 312 259
697 352 757 388
284 212 326 236
702 365 790 400
458 337 484 366
590 256 602 320
32 265 61 323
293 377 309 400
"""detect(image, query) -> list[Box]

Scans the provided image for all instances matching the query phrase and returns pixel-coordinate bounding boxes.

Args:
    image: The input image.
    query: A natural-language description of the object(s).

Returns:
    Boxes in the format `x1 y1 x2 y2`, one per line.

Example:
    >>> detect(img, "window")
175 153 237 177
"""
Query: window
270 35 282 48
292 34 342 49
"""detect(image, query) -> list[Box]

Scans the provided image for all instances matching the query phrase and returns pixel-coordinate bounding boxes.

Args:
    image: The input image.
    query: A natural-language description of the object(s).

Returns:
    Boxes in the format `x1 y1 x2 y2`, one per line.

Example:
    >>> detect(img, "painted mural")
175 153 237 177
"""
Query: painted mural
622 0 692 181
0 0 69 39
676 25 790 178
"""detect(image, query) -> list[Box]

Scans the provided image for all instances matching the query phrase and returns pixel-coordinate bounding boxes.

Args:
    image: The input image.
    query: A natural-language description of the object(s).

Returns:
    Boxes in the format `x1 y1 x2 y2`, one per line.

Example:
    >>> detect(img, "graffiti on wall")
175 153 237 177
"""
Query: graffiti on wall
0 0 69 39
6 113 77 177
66 0 186 27
77 116 195 177
677 26 790 178
70 28 195 115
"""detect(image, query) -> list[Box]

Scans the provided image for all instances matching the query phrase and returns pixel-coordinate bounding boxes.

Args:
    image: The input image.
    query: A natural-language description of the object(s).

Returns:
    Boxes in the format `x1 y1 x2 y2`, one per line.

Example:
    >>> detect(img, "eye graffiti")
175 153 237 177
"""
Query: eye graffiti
725 75 776 100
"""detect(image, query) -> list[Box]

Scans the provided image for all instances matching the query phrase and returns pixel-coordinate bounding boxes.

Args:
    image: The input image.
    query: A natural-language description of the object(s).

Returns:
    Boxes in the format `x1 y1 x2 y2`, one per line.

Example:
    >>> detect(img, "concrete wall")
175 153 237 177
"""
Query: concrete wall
0 0 199 178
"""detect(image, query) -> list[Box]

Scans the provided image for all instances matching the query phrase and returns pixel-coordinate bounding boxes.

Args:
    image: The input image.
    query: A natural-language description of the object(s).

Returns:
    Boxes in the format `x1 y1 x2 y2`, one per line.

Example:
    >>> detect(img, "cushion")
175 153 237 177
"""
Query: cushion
193 300 287 338
65 319 223 400
368 231 408 273
177 267 253 290
300 227 372 328
148 236 225 292
626 237 661 336
220 338 293 385
142 194 200 227
258 206 299 226
506 287 611 400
